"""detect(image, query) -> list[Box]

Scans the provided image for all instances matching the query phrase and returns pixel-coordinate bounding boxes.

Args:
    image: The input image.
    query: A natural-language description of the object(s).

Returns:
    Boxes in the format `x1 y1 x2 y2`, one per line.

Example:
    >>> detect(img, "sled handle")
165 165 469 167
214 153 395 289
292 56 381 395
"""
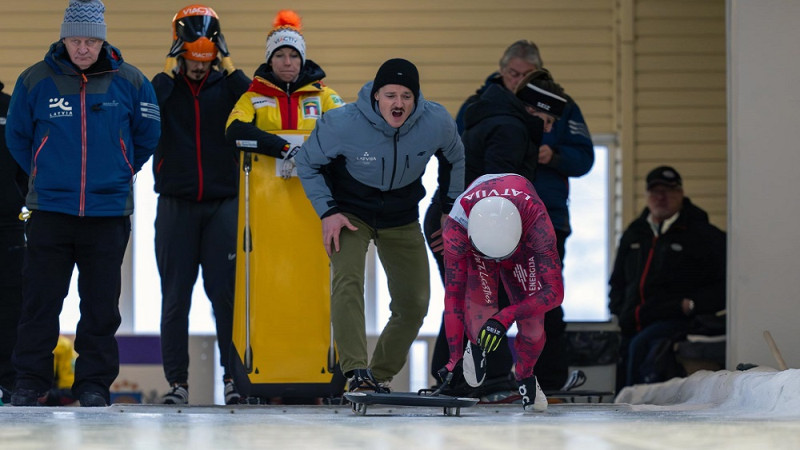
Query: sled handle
243 152 253 373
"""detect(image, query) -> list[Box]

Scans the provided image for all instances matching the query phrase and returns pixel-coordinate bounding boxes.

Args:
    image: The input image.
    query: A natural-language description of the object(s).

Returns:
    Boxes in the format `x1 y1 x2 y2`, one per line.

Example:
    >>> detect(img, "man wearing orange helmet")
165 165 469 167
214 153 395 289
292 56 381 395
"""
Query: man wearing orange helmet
150 4 250 405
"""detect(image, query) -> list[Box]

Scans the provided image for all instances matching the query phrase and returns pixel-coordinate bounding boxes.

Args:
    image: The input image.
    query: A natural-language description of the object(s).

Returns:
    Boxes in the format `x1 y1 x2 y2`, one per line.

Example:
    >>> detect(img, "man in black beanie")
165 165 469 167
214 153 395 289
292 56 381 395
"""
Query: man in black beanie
370 58 420 103
296 58 465 392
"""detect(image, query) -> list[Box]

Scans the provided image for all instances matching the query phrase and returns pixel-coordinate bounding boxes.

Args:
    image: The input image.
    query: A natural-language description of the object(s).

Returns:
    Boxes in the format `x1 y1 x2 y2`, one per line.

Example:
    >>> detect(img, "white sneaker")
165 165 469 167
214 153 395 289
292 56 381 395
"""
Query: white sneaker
463 341 486 387
162 384 189 405
224 379 241 405
518 376 547 412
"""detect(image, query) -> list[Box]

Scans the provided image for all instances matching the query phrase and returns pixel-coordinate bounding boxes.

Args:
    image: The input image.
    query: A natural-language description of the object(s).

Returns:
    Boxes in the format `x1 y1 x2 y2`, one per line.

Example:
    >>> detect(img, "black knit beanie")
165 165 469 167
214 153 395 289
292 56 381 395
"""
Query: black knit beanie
370 58 420 101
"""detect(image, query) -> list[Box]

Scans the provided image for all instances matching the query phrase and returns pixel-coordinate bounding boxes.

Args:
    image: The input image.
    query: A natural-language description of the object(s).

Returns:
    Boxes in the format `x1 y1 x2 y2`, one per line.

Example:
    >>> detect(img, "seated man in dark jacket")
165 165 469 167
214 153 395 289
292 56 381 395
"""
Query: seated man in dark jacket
609 166 726 388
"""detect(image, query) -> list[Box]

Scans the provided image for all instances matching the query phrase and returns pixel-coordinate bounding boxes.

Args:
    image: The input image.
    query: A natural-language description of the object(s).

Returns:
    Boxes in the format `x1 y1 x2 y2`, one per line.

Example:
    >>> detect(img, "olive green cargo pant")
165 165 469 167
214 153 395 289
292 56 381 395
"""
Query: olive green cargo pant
330 214 430 382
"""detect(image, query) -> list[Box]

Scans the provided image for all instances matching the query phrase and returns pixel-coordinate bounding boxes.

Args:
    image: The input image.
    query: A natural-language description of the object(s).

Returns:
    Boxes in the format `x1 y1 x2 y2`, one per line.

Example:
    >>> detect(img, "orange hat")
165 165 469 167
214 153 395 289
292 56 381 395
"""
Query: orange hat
265 10 306 66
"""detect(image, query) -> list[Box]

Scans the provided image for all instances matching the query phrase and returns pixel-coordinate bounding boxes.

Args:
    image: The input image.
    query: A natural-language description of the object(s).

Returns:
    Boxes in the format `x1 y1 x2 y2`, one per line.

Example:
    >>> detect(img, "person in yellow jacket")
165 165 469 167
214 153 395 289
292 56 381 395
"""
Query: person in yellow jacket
224 10 344 403
226 9 343 171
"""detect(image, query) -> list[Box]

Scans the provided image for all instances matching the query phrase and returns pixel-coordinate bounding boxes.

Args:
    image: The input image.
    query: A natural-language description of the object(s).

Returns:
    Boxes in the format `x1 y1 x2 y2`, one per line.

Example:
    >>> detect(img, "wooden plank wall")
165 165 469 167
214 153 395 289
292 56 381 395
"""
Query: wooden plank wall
0 0 727 230
0 0 615 134
624 0 727 229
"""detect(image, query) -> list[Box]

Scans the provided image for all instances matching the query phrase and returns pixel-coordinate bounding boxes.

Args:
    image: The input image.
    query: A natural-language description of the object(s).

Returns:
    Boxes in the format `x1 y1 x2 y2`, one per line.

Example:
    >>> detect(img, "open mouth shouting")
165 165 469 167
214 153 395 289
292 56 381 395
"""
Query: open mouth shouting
375 84 415 128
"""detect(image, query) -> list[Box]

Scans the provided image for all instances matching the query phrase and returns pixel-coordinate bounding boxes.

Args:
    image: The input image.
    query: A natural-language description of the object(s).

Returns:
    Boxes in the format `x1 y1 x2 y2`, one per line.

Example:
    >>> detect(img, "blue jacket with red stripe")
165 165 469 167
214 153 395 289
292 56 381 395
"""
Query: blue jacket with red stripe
5 41 160 217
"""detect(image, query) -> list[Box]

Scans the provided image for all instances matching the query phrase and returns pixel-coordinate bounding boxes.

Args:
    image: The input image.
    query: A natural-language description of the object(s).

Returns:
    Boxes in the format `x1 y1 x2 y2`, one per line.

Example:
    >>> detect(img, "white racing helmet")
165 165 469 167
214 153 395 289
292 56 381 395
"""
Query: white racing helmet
467 196 522 260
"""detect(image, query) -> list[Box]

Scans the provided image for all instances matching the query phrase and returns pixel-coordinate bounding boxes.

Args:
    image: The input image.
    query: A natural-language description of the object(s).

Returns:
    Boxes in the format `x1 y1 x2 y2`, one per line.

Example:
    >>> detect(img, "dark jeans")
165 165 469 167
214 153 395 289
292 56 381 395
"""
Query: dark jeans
424 200 568 390
155 196 236 385
625 319 689 386
13 211 130 402
0 221 25 390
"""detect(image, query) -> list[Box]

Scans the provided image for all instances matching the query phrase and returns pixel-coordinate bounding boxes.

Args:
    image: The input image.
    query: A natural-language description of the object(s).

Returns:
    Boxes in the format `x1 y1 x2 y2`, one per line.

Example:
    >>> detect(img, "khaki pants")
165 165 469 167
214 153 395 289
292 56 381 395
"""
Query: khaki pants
330 214 430 382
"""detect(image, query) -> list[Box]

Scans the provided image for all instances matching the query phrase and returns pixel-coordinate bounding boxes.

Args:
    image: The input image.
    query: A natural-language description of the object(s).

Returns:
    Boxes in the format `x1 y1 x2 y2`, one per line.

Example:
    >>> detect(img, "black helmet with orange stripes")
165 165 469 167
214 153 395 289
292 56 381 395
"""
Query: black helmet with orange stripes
172 5 220 62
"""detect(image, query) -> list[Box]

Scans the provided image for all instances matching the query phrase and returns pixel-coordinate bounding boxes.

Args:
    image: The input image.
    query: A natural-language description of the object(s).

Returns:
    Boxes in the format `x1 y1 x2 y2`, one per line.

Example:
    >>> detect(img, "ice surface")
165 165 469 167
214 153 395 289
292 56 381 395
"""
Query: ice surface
2 368 800 449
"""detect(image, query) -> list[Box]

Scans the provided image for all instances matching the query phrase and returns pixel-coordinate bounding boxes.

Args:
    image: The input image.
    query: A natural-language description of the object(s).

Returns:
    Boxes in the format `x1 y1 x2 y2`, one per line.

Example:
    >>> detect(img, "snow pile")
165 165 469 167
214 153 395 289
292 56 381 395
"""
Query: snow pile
615 367 800 417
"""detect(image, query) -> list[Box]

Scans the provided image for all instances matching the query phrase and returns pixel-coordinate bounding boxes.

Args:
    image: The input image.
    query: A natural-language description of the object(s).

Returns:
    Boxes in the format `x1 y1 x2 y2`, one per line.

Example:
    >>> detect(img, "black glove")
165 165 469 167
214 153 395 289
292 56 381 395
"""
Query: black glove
478 318 507 353
167 38 185 58
215 32 230 57
433 359 464 395
436 359 462 385
436 366 453 387
214 32 237 75
163 39 185 78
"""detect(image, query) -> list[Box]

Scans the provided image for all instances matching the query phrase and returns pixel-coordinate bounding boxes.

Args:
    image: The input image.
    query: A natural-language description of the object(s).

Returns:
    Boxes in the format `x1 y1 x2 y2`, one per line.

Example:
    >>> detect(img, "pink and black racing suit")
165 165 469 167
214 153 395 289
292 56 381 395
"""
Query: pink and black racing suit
442 173 564 381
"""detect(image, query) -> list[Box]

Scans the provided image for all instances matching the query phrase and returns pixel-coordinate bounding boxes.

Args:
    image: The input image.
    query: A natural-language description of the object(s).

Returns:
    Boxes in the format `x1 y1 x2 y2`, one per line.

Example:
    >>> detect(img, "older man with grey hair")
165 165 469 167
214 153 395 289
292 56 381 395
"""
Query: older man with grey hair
5 0 160 407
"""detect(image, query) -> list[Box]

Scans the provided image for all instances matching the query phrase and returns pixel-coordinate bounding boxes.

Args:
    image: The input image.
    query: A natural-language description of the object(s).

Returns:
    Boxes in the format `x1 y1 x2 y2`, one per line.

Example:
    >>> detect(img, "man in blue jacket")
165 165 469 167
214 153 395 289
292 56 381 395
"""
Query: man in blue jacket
297 58 465 392
5 0 160 407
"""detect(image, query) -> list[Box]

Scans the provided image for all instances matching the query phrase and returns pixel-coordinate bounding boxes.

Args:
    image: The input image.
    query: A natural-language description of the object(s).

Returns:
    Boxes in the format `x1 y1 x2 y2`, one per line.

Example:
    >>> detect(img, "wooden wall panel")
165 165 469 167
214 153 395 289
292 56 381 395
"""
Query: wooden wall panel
637 143 726 161
626 0 727 230
637 91 725 107
636 107 726 125
0 0 615 134
635 18 725 36
636 126 726 143
0 0 729 231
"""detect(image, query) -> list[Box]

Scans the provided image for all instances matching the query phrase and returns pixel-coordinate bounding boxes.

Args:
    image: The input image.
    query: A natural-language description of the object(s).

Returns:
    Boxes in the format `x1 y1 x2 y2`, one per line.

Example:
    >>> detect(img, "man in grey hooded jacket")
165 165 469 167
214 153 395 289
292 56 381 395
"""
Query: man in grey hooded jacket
297 58 465 392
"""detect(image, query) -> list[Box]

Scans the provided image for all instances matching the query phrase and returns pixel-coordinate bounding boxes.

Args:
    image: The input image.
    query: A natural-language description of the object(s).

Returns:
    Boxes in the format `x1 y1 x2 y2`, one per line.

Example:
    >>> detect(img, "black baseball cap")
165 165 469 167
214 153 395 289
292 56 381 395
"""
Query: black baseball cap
646 166 682 190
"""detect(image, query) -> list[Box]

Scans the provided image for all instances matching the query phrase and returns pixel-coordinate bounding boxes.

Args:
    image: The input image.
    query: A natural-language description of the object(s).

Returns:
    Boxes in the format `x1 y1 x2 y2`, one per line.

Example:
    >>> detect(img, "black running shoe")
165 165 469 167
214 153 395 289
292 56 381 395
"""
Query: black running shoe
10 388 44 406
163 383 189 405
224 379 241 405
79 392 108 407
347 368 390 393
560 369 587 391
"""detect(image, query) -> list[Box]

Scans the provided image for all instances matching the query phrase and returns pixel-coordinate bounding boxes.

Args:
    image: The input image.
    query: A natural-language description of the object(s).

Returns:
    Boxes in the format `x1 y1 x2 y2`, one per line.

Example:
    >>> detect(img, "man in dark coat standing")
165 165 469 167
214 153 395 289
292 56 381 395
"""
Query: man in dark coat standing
151 4 250 405
0 80 28 403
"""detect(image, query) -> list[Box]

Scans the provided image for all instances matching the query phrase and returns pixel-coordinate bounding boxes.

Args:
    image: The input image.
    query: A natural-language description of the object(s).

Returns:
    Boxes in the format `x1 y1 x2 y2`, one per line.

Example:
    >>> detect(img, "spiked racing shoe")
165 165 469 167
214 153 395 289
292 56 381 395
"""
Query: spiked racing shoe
518 376 547 412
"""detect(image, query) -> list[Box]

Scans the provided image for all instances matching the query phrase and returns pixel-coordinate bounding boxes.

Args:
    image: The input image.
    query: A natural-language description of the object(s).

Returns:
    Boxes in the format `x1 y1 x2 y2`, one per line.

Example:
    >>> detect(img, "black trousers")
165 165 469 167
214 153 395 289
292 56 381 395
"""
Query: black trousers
13 211 130 402
155 196 236 385
0 220 25 390
424 200 568 391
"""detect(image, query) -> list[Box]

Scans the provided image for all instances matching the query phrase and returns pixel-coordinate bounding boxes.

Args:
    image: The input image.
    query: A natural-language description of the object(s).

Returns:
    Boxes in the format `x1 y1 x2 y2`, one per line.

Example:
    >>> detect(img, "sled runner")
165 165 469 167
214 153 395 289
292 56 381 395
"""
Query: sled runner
344 391 479 416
